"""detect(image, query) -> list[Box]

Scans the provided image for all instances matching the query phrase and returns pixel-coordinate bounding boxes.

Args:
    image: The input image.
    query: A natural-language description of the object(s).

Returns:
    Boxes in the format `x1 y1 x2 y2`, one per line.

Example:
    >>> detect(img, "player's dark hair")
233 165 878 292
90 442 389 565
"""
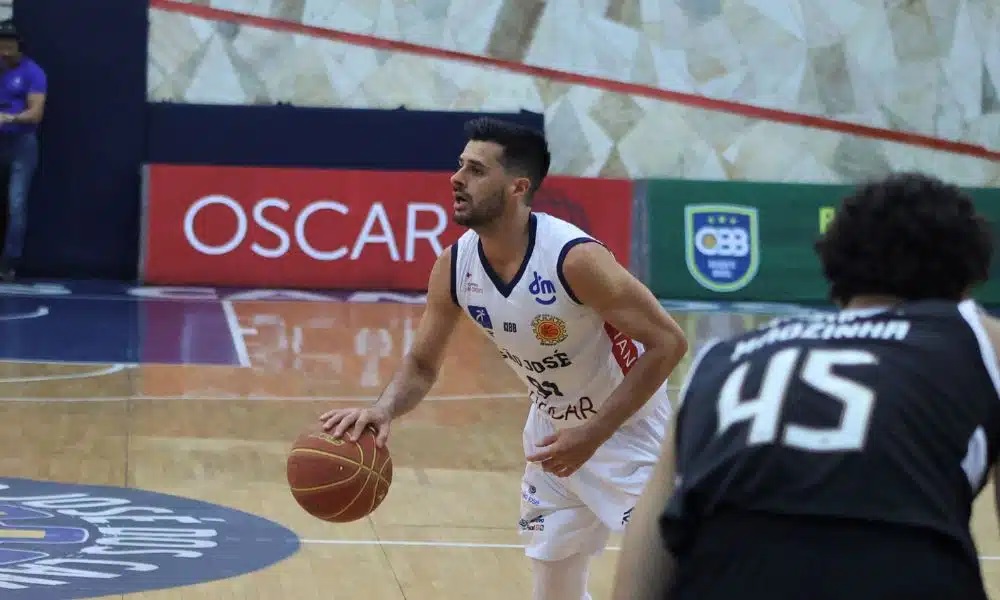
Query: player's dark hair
464 117 551 201
815 172 993 304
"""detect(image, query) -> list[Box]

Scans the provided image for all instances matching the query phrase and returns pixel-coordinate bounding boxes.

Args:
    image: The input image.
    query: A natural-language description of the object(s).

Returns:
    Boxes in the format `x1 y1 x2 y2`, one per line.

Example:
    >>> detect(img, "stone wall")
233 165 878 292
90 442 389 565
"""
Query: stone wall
148 0 1000 185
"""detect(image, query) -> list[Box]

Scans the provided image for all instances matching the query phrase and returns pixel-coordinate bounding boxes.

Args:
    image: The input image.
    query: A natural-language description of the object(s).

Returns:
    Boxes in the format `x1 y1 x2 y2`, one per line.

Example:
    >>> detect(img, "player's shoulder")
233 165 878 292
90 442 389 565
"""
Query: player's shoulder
532 212 607 269
450 228 480 257
533 212 594 244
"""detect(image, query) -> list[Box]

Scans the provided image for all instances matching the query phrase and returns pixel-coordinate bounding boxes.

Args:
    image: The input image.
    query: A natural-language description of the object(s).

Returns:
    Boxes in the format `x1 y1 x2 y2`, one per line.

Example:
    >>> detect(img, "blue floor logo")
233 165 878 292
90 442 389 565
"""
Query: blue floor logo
0 478 300 599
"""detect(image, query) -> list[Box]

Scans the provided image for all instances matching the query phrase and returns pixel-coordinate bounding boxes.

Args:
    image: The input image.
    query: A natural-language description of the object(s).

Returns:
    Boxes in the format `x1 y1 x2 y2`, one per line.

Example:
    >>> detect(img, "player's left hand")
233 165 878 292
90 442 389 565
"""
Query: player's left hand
525 425 608 478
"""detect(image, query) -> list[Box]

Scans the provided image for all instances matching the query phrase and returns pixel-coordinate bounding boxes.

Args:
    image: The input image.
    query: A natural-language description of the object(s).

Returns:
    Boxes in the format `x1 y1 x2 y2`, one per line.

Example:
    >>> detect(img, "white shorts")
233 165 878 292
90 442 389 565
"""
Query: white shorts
518 398 671 561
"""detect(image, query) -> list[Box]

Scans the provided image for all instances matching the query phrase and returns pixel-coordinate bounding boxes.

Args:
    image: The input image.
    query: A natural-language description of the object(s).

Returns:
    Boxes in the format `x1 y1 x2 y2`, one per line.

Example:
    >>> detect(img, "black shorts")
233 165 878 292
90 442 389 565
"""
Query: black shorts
668 511 987 600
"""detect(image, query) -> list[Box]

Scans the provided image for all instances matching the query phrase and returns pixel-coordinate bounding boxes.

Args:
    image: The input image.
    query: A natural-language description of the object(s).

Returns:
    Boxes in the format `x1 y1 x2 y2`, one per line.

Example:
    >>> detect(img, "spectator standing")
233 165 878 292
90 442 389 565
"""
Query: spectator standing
0 19 45 281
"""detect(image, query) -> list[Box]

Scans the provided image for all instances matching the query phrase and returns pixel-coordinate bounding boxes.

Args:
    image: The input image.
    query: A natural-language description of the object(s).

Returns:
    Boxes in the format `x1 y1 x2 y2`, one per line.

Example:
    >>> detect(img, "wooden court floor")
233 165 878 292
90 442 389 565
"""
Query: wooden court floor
1 298 1000 599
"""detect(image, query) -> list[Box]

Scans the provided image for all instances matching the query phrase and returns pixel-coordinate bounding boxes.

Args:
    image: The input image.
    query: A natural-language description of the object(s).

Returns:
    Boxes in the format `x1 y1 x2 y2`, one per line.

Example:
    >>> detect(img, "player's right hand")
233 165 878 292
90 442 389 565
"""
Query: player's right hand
319 406 392 448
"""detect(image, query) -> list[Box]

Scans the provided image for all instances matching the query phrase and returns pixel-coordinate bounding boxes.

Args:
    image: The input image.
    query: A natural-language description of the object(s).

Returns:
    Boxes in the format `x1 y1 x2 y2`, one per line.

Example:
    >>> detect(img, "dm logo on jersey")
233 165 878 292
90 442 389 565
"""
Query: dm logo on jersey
468 305 494 333
532 314 568 346
0 477 299 599
528 271 557 305
685 204 760 293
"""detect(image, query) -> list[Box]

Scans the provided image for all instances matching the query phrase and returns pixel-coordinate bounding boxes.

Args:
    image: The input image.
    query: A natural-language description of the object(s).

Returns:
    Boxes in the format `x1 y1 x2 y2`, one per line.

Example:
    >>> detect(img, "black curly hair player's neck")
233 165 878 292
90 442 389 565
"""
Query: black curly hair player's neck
842 295 903 311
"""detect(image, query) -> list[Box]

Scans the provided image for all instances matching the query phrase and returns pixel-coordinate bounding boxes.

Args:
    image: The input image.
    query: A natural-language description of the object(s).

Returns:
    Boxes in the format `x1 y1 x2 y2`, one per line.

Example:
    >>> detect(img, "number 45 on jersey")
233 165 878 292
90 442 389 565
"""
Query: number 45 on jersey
718 347 989 489
718 348 876 452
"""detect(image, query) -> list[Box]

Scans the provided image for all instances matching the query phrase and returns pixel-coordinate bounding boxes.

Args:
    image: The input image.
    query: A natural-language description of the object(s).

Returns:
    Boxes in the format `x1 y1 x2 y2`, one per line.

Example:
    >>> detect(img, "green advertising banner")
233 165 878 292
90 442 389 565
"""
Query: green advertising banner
644 179 1000 304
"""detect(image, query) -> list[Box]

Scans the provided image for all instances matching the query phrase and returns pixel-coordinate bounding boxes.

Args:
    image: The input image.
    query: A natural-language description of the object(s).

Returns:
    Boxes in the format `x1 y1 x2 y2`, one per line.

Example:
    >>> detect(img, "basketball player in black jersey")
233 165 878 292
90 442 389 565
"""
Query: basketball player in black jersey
611 172 999 600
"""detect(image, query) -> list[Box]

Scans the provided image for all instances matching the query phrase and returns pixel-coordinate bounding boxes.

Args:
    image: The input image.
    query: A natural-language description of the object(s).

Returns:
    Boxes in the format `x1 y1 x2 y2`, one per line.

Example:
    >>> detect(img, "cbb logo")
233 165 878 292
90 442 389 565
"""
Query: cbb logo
684 204 760 293
693 225 750 258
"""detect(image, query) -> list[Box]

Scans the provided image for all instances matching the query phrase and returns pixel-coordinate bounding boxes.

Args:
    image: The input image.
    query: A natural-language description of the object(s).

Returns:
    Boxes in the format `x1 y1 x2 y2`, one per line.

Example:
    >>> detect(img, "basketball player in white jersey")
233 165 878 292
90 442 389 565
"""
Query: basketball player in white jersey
320 117 688 600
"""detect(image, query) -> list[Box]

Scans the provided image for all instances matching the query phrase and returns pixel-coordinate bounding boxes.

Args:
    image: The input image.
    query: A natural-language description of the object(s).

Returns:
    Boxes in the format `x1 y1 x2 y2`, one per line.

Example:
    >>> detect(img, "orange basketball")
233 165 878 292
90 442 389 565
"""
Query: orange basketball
286 423 392 523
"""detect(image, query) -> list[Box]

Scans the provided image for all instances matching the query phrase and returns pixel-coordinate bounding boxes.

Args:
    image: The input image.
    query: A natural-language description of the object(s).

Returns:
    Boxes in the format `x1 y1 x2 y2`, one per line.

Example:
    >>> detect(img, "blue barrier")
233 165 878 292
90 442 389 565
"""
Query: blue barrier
14 0 148 279
146 103 544 170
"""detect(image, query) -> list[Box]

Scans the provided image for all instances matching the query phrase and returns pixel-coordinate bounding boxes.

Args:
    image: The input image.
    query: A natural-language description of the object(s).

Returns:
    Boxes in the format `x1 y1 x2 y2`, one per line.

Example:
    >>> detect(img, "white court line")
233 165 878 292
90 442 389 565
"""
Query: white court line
0 392 526 403
302 539 533 550
297 539 1000 560
0 358 242 368
0 357 138 367
0 306 48 321
220 300 252 368
0 363 127 384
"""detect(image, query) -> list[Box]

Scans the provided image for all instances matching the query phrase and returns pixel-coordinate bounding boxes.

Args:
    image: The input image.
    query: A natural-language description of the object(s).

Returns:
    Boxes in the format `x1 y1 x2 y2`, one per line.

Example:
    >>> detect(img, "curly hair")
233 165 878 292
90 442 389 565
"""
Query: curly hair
814 172 993 304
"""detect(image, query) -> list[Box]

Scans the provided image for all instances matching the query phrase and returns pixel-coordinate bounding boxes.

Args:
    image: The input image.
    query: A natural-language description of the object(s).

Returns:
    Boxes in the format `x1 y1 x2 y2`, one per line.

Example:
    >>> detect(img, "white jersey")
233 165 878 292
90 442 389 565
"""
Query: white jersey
451 212 669 430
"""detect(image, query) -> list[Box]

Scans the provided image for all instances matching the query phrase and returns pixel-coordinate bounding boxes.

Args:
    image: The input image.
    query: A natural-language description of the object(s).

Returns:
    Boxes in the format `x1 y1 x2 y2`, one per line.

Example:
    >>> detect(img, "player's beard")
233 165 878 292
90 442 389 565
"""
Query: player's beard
453 188 506 228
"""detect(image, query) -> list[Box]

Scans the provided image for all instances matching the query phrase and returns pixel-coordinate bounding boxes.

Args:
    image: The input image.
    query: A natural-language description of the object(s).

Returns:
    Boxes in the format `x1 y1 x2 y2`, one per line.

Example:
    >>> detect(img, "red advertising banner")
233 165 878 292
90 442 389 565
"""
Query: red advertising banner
142 165 632 290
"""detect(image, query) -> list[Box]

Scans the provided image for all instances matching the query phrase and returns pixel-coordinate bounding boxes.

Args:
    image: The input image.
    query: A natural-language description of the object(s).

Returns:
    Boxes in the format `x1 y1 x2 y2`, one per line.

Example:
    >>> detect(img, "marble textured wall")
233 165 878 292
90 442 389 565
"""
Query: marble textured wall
148 1 1000 185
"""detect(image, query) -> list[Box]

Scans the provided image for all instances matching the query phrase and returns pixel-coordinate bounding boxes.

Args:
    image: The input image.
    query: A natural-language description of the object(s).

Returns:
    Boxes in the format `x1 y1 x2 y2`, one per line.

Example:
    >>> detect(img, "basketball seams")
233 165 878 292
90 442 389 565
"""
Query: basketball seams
375 452 391 496
288 427 392 522
331 439 385 521
290 454 391 492
377 452 391 482
321 470 371 520
322 452 379 521
327 442 375 520
362 468 380 518
287 448 365 492
365 443 386 517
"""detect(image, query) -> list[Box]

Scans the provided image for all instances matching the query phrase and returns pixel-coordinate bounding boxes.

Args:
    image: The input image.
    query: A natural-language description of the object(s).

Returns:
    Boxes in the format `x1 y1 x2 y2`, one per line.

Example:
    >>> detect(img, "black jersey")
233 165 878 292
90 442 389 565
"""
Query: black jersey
660 299 1000 564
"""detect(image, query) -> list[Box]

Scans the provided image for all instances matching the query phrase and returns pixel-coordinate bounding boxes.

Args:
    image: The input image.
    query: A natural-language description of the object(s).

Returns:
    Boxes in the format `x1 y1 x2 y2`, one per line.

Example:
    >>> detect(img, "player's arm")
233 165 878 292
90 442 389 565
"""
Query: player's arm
611 421 678 600
372 247 462 418
322 247 461 444
561 242 688 439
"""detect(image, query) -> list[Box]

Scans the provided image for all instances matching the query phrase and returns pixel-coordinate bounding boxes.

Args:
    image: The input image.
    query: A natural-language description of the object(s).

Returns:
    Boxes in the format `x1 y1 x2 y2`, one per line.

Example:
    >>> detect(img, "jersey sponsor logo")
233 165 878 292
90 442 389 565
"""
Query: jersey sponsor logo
499 348 573 374
685 204 759 293
518 515 545 532
604 323 639 373
463 272 483 294
532 393 596 422
528 271 557 305
0 478 298 599
521 484 541 507
503 322 517 333
468 305 494 333
531 314 567 346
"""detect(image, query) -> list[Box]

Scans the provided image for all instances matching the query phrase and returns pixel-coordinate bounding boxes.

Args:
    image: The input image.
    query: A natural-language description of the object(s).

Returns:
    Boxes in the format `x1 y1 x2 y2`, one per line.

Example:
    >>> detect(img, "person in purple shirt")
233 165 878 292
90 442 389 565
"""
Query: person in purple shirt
0 19 45 281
